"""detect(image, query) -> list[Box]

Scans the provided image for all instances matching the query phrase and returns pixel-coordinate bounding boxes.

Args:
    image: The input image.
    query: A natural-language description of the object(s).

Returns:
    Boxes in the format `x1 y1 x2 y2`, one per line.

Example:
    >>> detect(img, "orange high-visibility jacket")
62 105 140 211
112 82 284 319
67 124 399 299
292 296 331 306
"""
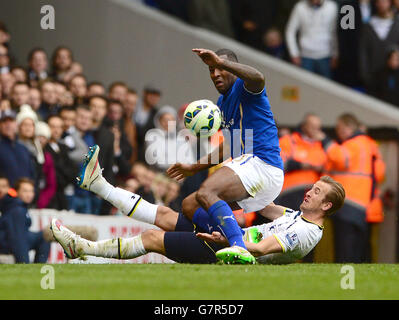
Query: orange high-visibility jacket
279 132 327 192
324 134 385 210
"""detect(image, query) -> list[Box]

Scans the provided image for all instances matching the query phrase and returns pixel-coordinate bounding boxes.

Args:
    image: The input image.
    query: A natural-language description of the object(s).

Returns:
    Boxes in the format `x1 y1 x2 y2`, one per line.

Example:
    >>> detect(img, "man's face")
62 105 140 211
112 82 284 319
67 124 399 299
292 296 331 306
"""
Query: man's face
30 51 48 73
335 120 353 142
376 0 392 15
87 84 105 97
48 116 64 141
143 92 161 108
0 118 17 140
55 49 72 71
0 178 9 199
300 181 332 213
75 108 93 132
108 102 123 122
70 76 87 98
12 84 30 107
41 82 58 105
60 109 76 130
209 55 236 94
125 92 138 115
109 85 127 103
17 182 35 204
90 97 107 123
302 115 322 140
29 88 41 111
0 45 9 68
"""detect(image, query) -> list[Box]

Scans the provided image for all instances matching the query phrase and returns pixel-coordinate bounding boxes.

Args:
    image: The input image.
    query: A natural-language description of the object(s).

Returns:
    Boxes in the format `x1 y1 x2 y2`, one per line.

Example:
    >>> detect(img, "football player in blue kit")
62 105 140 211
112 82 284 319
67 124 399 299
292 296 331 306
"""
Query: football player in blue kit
167 48 284 262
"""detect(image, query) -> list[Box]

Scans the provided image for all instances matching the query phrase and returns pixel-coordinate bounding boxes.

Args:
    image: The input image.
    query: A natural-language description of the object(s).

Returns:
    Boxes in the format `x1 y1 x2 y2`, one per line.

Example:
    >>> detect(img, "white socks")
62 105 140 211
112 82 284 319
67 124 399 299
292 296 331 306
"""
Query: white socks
76 235 146 260
90 175 158 225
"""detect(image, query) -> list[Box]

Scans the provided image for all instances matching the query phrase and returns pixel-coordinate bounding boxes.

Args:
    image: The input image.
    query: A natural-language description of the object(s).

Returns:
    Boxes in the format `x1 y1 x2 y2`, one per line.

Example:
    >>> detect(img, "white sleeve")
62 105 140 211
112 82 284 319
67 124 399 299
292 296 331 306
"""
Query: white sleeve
285 3 301 58
273 230 300 253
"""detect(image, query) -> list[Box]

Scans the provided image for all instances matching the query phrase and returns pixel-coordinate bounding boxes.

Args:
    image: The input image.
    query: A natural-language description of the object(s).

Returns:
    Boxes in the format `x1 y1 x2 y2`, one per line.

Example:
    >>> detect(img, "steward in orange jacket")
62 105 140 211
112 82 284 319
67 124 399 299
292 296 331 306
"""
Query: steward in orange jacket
276 114 327 209
322 113 385 263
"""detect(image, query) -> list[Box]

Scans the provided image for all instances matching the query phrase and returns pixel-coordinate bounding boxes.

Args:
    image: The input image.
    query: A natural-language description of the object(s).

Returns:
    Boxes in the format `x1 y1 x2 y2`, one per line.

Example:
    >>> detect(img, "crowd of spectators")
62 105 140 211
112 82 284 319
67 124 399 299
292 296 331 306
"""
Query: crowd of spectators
143 0 399 107
0 21 195 218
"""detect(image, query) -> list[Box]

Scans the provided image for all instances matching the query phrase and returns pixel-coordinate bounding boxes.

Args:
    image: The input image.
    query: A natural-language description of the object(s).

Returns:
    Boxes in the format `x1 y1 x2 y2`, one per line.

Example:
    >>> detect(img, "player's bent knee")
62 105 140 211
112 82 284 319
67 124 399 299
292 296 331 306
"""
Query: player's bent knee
195 187 217 209
141 229 165 253
182 193 199 220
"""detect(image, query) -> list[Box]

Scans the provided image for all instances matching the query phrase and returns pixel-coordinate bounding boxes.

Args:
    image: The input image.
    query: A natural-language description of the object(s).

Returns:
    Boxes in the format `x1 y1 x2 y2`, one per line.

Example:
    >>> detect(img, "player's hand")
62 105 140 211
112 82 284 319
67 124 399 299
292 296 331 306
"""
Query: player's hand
196 231 229 245
166 162 198 182
192 48 223 68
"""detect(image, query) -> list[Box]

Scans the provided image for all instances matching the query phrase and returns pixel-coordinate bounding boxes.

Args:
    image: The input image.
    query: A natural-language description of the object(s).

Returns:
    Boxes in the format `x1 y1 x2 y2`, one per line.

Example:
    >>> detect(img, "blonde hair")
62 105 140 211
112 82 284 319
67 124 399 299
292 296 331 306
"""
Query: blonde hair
320 175 346 216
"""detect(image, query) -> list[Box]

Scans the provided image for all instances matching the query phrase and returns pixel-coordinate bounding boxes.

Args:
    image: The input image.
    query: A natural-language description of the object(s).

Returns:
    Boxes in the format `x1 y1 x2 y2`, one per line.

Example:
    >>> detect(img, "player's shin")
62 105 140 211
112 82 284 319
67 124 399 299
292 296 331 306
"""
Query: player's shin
208 200 246 249
90 175 158 225
193 207 217 233
76 235 147 259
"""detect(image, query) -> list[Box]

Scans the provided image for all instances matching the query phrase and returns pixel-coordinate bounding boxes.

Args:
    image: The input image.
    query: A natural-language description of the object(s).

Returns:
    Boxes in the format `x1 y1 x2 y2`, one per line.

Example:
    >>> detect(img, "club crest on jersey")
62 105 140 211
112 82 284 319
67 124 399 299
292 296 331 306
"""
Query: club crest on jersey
220 110 234 129
285 232 298 248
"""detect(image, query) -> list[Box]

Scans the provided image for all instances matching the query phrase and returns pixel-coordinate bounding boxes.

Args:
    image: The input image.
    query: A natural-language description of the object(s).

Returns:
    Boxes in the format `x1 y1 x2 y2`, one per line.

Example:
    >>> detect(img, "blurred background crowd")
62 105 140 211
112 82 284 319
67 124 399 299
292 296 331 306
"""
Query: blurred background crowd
0 0 395 263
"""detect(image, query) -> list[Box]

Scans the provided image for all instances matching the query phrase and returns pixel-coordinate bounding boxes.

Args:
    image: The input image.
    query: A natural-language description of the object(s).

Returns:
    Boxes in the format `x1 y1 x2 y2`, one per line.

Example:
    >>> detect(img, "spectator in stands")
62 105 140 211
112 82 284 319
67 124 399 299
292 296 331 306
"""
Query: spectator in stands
0 99 11 111
87 81 106 98
46 115 77 210
122 88 139 163
108 81 128 103
285 0 338 79
106 99 133 178
0 22 10 46
27 48 49 88
37 80 60 120
261 27 289 61
0 44 10 74
164 178 181 212
10 82 30 110
229 0 280 50
59 105 76 133
322 113 386 263
0 177 50 263
11 66 27 83
131 162 156 203
35 121 57 209
51 46 83 84
152 173 169 205
69 74 88 105
135 85 161 162
0 110 35 186
376 45 399 106
145 105 196 172
0 72 15 99
359 0 399 94
28 88 42 112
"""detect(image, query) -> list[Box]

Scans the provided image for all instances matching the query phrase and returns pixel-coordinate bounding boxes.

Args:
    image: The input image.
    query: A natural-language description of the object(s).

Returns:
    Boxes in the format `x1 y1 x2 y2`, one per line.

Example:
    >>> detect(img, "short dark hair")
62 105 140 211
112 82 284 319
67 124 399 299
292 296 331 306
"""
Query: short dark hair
338 113 360 131
58 105 76 115
14 177 35 191
215 48 238 62
28 47 47 62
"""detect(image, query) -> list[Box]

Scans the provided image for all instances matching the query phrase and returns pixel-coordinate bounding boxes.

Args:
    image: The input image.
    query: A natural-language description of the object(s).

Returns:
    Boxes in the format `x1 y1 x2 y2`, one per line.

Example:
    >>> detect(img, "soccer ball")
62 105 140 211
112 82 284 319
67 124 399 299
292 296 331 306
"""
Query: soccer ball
183 99 222 137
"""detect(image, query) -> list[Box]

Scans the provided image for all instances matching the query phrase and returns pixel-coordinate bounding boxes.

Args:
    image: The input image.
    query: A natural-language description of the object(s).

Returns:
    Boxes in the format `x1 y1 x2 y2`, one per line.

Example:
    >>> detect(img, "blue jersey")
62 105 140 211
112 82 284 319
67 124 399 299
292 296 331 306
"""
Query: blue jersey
217 78 283 170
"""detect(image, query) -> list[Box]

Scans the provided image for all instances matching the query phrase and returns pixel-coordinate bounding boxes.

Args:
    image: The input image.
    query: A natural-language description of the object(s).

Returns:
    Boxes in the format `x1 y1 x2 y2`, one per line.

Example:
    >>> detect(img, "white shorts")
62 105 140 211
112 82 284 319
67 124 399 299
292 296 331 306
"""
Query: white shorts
223 154 284 213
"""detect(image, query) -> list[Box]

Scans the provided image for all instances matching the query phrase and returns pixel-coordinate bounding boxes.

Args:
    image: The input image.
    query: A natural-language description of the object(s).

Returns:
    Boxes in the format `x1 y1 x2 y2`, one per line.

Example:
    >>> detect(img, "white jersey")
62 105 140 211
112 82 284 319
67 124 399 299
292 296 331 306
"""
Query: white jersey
244 208 323 264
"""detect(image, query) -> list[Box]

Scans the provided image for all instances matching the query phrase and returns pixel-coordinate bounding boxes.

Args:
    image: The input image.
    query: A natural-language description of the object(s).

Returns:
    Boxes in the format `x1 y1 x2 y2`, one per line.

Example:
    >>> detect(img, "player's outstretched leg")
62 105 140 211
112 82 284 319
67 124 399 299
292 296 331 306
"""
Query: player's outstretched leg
50 218 152 260
76 145 178 231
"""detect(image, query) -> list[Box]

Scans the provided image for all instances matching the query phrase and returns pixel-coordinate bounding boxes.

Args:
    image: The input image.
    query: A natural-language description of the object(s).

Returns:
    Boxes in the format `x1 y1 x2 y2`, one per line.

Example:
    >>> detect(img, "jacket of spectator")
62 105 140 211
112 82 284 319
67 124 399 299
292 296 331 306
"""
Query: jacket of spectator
359 15 399 91
285 0 338 60
0 191 49 263
0 135 35 187
46 141 78 210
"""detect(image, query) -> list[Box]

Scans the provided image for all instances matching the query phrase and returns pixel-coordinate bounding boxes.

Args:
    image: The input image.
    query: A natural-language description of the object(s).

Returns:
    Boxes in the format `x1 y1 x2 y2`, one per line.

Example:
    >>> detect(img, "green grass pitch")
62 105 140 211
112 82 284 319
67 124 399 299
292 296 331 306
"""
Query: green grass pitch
1 263 399 300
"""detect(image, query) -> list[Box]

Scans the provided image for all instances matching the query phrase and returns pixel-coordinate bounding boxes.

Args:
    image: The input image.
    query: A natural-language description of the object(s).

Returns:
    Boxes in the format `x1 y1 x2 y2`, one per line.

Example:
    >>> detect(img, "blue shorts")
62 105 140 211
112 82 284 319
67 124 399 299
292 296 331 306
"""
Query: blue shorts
163 213 224 264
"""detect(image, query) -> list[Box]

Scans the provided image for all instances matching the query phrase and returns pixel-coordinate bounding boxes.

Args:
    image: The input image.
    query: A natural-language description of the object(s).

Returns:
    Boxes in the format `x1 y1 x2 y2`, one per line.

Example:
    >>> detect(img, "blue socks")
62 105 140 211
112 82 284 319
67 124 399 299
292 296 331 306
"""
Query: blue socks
207 200 246 249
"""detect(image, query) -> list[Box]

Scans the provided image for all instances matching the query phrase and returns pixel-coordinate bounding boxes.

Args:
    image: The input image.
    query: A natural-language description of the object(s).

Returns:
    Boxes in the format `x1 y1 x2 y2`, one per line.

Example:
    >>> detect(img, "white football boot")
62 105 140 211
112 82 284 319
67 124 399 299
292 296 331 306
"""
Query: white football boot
50 218 83 259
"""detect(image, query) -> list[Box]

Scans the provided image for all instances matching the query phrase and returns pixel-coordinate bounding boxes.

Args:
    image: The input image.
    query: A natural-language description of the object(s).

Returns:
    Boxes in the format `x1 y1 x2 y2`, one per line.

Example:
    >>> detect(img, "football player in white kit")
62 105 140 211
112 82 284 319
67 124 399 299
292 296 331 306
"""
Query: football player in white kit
199 175 346 264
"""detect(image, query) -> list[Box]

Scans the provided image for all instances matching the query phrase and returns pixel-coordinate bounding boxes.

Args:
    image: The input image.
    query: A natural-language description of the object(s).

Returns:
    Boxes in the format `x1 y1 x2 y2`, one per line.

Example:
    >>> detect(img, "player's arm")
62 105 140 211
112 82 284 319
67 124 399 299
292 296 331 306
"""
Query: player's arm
196 232 283 257
256 202 287 221
192 48 265 93
167 141 225 181
245 236 283 257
